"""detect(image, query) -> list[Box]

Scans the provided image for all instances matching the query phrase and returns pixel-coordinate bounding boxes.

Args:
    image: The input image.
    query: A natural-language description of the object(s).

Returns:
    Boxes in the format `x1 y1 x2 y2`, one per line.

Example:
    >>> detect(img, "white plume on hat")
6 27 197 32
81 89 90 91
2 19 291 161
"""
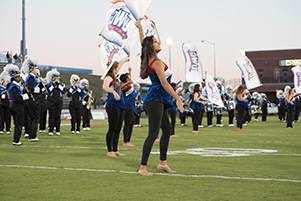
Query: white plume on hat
21 57 37 74
70 74 80 86
0 71 11 83
3 64 20 79
80 78 89 88
45 69 60 83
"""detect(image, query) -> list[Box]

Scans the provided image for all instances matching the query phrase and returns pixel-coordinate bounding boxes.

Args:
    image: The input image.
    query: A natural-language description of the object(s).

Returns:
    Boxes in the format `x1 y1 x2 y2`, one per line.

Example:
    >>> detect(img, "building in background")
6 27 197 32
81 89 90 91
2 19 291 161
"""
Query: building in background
246 49 301 102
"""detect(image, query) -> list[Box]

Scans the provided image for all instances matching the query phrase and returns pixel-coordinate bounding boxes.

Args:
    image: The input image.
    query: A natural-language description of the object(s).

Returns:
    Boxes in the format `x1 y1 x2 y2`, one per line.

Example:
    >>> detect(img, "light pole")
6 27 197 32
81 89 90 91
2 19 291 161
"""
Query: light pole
201 40 216 78
21 0 27 61
166 37 174 69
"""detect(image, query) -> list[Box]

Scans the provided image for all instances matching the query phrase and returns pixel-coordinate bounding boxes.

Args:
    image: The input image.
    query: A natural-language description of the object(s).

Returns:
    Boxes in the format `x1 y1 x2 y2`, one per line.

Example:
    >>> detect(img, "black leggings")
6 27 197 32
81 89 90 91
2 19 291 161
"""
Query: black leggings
168 108 176 135
286 110 294 128
106 106 122 152
236 105 245 129
141 102 171 166
192 109 201 131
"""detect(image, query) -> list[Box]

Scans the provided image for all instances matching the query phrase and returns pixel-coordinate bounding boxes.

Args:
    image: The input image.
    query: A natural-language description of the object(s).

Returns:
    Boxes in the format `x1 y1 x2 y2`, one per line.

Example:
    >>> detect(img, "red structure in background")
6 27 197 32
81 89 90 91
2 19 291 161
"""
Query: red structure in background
246 49 301 103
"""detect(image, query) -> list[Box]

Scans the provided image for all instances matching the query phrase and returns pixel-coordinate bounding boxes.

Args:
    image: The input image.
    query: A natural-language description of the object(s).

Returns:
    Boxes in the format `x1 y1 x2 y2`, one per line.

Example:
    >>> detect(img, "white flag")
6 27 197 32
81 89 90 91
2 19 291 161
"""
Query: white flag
124 0 152 20
236 56 262 90
205 73 224 107
292 65 301 93
99 37 129 79
101 2 137 52
182 42 202 82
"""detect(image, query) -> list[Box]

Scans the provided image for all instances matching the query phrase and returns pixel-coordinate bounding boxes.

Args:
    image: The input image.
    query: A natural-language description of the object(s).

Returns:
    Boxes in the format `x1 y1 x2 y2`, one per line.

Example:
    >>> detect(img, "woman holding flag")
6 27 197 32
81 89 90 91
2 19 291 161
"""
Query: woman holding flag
135 20 184 176
102 58 129 158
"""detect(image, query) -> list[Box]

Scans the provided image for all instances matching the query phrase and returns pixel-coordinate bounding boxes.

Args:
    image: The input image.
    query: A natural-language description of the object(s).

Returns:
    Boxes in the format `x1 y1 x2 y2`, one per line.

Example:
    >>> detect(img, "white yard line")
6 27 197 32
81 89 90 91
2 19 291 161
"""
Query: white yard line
0 164 300 184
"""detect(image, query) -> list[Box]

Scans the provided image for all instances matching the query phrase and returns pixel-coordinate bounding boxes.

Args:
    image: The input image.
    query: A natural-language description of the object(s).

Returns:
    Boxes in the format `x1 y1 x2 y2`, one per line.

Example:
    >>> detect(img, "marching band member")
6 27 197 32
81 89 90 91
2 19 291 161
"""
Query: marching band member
136 20 184 176
293 90 300 122
251 92 261 121
285 88 295 128
23 58 42 142
206 101 214 128
178 89 190 127
224 85 235 127
215 80 225 127
39 77 48 133
119 68 139 146
80 78 93 131
276 90 286 122
45 69 65 136
102 58 128 158
67 74 82 134
133 93 143 128
0 72 11 134
5 64 25 145
244 89 252 125
260 93 269 122
235 85 246 130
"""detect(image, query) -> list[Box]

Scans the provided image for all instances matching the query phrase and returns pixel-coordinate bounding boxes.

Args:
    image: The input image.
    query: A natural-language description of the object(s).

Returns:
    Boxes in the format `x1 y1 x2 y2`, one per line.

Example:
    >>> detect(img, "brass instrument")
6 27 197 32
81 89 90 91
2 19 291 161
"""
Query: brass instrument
86 90 94 110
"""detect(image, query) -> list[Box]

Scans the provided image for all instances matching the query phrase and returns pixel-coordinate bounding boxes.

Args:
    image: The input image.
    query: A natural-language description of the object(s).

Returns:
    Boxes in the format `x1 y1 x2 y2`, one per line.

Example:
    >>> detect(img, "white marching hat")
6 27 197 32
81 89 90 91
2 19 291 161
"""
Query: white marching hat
46 69 60 83
70 74 80 86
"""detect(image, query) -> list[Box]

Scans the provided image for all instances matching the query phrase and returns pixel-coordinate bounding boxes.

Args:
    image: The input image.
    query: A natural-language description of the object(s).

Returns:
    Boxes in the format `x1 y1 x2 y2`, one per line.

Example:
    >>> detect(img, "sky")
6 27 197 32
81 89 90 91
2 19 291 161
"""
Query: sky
0 0 301 82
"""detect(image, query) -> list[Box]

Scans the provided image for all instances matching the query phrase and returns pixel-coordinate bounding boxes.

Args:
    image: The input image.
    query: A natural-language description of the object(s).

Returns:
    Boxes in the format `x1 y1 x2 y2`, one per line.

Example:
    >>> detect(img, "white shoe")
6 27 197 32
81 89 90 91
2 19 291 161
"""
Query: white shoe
86 127 91 131
55 132 61 136
83 128 87 131
0 131 3 134
24 133 29 138
180 124 185 127
6 131 10 135
134 125 139 128
48 132 54 136
71 131 75 134
208 125 213 128
12 141 22 146
243 123 248 126
228 124 234 127
28 138 39 142
198 125 204 128
216 124 224 127
76 131 80 134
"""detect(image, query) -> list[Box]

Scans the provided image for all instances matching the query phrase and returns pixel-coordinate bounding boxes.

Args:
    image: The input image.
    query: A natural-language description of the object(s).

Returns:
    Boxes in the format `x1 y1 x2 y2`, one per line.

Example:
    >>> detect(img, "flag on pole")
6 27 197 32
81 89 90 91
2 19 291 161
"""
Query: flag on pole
291 65 301 93
205 73 224 107
182 42 202 82
236 56 262 90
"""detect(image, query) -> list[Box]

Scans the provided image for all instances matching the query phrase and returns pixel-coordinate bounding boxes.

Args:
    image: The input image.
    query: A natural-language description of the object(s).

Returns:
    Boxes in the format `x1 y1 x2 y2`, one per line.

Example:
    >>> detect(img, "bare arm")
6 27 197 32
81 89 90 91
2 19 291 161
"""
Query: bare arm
103 76 120 101
135 20 144 44
153 60 184 112
103 76 114 94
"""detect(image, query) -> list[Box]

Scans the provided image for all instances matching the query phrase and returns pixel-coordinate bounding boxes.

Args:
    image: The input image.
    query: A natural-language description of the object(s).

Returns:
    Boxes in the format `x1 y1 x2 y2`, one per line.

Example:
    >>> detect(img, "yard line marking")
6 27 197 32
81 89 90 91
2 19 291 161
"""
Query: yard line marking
0 164 301 184
1 144 301 157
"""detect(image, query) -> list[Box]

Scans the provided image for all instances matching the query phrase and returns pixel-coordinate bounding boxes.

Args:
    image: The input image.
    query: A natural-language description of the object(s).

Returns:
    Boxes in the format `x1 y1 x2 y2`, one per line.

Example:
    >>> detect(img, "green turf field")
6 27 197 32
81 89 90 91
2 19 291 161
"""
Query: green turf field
0 116 301 201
